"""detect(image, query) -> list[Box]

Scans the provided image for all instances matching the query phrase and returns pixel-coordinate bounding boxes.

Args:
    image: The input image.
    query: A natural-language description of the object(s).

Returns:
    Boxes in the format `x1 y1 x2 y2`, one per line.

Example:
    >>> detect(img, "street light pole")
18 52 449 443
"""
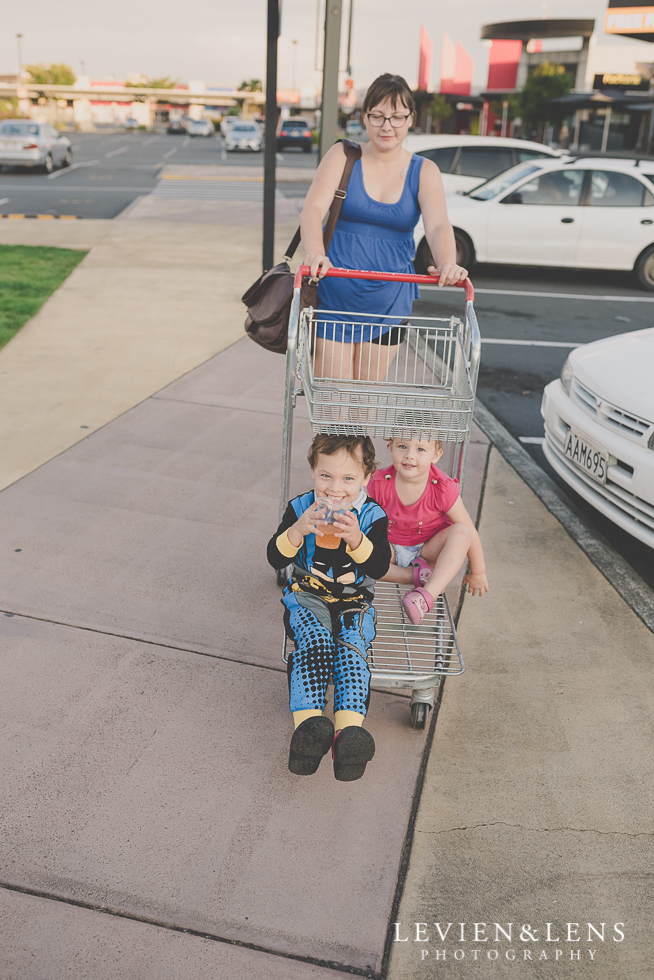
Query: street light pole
319 0 343 162
16 34 23 82
263 0 280 273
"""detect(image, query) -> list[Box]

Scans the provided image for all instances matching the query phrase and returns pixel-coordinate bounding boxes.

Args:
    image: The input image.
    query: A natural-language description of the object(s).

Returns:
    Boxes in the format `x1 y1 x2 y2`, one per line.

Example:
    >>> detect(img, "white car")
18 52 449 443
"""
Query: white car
186 118 214 137
404 134 559 196
413 157 654 290
541 328 654 549
0 119 72 172
225 122 262 152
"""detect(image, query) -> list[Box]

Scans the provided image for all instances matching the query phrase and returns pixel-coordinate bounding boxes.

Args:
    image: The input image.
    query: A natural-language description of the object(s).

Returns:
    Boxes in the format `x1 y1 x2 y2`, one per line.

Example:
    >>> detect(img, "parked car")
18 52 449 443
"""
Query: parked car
226 121 262 152
413 157 654 290
221 116 238 137
0 120 72 172
404 135 559 196
166 118 187 135
541 328 654 549
124 117 140 131
277 117 313 152
345 119 363 139
186 118 214 137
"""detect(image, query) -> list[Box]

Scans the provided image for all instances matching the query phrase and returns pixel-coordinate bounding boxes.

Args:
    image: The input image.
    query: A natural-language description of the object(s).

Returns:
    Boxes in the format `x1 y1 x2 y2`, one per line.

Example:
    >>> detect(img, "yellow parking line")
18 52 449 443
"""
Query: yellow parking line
58 214 78 220
37 214 56 220
7 214 26 219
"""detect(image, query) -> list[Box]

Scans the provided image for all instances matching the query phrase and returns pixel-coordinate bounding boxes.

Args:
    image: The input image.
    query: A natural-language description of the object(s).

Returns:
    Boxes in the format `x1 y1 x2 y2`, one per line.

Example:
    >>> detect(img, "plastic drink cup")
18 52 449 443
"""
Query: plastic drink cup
314 497 352 549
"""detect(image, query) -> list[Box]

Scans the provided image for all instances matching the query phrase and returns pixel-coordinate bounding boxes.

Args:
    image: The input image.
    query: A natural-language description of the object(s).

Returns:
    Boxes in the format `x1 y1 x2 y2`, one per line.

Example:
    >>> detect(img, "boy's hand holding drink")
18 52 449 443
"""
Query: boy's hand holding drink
331 509 363 550
288 501 327 548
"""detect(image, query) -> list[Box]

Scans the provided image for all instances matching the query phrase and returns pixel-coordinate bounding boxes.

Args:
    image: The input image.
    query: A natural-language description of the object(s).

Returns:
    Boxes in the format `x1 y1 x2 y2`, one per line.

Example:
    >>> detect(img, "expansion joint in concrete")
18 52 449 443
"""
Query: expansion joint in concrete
0 881 377 978
418 821 653 839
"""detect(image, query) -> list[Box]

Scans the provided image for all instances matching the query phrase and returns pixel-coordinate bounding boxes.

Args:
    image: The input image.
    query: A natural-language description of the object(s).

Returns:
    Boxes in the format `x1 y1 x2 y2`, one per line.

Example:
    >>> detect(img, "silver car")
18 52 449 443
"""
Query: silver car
0 120 72 172
225 122 262 152
186 118 214 137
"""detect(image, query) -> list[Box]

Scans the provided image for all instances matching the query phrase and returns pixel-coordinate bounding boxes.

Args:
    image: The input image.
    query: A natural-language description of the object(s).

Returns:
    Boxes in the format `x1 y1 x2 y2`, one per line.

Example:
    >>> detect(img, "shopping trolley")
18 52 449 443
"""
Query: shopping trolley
277 266 481 729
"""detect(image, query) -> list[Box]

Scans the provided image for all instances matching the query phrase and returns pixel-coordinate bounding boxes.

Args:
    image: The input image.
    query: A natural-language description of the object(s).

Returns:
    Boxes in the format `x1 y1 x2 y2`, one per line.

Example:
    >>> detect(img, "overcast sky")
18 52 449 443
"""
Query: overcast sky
3 0 626 92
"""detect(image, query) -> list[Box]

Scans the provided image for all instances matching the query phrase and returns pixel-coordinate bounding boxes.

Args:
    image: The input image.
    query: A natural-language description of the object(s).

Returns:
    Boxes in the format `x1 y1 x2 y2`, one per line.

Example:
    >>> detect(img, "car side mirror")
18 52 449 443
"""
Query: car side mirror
502 192 523 205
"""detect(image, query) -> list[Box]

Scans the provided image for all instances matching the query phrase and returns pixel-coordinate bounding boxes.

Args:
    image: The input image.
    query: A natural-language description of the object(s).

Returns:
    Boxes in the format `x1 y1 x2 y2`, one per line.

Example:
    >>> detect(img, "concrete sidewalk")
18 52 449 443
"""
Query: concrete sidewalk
1 196 652 978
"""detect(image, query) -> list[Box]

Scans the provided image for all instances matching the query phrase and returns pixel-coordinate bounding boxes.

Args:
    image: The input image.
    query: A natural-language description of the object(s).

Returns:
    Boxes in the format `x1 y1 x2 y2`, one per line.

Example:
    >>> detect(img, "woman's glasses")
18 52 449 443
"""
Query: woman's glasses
366 112 411 128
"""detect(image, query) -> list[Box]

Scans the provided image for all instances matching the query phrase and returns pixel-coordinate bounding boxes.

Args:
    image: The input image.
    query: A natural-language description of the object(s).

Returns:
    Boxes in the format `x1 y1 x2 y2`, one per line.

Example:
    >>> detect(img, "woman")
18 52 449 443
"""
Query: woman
300 73 467 381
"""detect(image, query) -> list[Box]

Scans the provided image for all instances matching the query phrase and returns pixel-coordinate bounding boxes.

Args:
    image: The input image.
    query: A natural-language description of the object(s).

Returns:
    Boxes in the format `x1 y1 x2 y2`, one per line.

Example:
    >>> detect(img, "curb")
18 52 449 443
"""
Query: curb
0 214 79 220
473 398 654 634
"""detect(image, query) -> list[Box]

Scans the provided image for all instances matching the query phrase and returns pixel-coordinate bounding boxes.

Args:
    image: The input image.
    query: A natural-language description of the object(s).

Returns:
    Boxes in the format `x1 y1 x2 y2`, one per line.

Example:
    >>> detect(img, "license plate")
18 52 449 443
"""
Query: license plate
563 430 608 484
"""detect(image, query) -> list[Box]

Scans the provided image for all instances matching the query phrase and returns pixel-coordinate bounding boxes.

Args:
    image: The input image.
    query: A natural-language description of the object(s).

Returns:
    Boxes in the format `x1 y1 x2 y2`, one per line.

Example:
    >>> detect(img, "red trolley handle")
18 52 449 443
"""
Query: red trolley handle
294 264 474 302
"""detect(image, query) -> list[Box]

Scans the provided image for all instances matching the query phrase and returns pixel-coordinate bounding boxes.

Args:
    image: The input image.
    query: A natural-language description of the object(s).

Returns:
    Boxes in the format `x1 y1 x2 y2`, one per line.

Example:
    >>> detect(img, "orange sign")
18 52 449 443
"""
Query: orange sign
605 6 654 32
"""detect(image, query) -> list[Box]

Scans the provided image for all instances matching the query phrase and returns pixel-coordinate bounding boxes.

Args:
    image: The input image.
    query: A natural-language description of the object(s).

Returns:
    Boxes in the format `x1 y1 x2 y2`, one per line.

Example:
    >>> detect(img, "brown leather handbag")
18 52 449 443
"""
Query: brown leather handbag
242 139 362 354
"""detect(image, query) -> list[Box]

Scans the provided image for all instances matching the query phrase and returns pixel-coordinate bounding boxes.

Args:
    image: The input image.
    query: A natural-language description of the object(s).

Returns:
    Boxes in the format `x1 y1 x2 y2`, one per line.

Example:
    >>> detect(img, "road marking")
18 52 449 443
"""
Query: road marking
47 160 100 180
0 197 8 205
143 136 160 146
276 152 284 162
519 436 546 445
104 146 129 158
481 338 583 348
421 284 654 303
220 148 227 161
162 146 179 160
0 186 153 193
0 214 79 220
161 174 264 182
182 136 190 146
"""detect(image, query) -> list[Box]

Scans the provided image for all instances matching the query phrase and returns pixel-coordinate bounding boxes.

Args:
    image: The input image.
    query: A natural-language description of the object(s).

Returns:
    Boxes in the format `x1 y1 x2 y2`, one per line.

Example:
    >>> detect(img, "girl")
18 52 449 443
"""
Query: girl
368 437 488 624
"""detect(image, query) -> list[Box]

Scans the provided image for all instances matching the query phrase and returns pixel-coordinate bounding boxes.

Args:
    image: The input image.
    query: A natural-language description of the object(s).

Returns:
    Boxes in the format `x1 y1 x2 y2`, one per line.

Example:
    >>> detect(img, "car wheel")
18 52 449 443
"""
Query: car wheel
43 153 54 174
414 237 434 275
635 245 654 291
454 229 474 270
63 148 72 168
303 144 312 153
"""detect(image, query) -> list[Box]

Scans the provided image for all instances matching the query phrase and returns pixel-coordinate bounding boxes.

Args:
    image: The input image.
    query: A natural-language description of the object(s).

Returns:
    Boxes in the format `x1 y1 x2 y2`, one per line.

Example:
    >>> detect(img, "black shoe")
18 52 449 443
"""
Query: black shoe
288 716 335 775
333 726 375 781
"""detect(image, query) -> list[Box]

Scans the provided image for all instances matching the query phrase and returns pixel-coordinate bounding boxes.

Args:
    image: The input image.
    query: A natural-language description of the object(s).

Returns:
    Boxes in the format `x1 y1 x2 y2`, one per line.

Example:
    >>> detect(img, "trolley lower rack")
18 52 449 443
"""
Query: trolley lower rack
283 583 464 730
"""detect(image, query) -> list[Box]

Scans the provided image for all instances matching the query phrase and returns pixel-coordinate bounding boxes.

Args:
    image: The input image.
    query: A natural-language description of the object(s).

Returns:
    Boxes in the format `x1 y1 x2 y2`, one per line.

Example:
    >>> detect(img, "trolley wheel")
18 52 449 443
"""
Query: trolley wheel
410 702 429 730
276 567 289 587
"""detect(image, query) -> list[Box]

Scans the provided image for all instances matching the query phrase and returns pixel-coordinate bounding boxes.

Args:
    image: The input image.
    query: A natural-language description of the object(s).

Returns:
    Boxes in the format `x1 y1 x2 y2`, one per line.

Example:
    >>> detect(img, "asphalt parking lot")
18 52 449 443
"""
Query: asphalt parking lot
416 267 654 589
0 130 316 219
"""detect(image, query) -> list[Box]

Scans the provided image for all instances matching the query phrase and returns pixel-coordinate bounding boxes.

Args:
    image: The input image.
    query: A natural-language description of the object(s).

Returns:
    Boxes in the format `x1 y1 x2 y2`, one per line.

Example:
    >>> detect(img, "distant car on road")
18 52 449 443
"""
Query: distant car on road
221 116 239 137
124 117 140 131
345 119 363 139
542 327 654 549
186 118 214 137
166 119 187 135
277 117 313 153
413 156 654 290
404 134 559 196
226 121 262 152
0 119 72 172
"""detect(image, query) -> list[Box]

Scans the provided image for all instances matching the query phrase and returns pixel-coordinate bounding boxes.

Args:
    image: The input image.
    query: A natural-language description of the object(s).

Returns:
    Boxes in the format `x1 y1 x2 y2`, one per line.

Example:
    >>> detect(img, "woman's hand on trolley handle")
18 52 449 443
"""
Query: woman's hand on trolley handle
306 252 333 280
427 261 468 288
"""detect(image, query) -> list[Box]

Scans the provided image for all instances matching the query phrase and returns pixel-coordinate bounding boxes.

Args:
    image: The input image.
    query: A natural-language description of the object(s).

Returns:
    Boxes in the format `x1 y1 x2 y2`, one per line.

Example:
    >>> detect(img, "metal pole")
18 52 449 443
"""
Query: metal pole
346 0 354 76
601 105 612 155
16 34 23 81
263 0 280 273
319 0 343 162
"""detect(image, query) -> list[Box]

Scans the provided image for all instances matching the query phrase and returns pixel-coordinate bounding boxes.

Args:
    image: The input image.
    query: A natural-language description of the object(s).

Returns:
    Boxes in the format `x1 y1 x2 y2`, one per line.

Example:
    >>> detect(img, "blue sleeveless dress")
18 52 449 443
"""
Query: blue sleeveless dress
317 153 424 343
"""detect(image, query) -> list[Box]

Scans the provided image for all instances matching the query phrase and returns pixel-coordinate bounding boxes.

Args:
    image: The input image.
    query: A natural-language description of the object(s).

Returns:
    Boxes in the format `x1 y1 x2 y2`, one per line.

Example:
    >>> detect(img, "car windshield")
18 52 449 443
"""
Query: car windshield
234 125 256 132
286 121 307 129
0 122 40 136
469 162 545 200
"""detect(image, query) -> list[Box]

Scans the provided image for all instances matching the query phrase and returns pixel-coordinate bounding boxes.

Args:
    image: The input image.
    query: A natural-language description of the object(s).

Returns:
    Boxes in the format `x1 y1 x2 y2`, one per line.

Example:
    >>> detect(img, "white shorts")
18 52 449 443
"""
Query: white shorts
391 543 422 568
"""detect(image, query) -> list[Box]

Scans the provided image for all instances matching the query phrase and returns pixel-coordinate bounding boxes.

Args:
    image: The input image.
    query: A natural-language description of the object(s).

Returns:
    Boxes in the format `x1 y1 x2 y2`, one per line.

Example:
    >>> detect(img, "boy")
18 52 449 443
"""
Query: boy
368 437 488 624
267 434 390 781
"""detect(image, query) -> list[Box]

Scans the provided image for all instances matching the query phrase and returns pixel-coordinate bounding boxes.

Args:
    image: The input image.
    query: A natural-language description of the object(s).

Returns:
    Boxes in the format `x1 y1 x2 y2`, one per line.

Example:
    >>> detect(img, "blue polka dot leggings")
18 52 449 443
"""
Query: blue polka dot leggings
282 591 376 715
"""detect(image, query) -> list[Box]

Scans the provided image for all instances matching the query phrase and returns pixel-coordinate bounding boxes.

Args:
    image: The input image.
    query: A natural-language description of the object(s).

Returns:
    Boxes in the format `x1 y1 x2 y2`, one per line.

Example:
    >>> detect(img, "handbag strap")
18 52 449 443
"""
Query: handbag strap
282 138 362 261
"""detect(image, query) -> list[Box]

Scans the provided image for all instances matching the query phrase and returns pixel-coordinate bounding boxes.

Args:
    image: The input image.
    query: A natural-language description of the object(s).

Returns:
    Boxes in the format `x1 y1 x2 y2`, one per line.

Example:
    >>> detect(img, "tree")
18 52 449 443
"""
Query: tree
25 63 76 86
126 76 178 89
429 94 452 133
238 79 262 92
518 63 572 133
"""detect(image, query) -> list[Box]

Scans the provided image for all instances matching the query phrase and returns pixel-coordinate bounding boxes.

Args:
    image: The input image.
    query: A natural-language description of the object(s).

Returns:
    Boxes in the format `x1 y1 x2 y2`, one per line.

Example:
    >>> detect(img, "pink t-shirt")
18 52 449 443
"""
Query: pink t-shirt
367 464 460 545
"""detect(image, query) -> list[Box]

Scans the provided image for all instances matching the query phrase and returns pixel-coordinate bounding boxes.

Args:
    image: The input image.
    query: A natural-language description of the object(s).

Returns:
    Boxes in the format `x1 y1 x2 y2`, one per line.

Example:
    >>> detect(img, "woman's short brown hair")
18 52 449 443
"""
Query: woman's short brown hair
362 74 415 117
307 434 377 477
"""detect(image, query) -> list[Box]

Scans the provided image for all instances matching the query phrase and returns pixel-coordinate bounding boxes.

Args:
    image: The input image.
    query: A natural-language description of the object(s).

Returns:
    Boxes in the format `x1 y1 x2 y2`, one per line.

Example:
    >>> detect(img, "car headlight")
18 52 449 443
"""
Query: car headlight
560 358 573 395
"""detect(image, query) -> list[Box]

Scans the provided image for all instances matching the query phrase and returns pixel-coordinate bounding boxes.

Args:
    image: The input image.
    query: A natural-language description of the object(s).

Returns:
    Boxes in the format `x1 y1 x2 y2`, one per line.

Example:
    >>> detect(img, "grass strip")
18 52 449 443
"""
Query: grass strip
0 244 87 348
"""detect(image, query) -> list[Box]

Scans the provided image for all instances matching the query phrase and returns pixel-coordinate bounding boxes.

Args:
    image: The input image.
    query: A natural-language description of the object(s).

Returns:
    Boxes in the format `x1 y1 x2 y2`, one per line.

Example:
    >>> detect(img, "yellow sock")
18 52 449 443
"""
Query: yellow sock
334 710 365 733
292 709 323 730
